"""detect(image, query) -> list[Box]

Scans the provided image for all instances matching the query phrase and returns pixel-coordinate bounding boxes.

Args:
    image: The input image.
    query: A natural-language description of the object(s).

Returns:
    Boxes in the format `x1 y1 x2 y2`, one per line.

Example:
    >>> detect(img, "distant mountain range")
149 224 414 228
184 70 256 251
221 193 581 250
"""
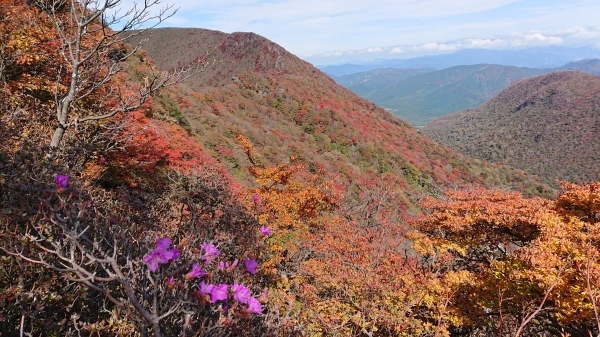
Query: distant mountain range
338 64 549 126
319 46 600 75
331 59 600 125
423 71 600 186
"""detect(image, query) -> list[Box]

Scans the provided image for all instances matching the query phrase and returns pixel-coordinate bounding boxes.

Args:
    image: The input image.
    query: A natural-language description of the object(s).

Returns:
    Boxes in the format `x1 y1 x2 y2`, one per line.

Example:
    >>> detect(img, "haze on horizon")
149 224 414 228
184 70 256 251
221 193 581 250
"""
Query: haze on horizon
117 0 600 65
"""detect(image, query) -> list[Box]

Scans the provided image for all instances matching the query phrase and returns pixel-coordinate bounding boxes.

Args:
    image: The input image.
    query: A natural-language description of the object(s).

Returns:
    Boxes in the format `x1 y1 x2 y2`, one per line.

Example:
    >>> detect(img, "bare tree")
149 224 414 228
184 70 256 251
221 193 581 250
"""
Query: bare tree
35 0 199 149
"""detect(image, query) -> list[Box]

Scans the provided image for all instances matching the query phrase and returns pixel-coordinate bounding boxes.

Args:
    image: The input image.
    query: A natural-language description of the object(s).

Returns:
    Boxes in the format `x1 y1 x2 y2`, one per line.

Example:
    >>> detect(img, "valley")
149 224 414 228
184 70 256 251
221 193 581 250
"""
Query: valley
328 58 600 126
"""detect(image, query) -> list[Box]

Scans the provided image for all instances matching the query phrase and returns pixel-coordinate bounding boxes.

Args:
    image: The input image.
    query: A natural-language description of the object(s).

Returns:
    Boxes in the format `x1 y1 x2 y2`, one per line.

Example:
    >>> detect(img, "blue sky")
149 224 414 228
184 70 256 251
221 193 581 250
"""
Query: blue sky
117 0 600 65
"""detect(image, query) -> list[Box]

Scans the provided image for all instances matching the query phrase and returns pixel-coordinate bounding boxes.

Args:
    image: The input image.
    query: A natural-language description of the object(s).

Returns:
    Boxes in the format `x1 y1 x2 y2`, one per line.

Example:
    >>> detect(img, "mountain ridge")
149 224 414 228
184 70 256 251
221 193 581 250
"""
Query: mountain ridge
319 45 600 75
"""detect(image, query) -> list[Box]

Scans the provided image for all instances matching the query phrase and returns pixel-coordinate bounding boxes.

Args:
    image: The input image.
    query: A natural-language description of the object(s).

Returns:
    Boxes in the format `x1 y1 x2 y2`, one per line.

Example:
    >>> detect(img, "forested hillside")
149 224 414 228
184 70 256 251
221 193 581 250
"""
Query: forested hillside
128 27 550 200
333 67 434 96
424 71 600 186
1 2 599 337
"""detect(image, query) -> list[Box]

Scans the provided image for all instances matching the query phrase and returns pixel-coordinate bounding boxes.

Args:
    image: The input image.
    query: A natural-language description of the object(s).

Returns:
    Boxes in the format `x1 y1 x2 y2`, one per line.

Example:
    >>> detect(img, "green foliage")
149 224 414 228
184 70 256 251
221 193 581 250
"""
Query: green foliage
156 93 191 132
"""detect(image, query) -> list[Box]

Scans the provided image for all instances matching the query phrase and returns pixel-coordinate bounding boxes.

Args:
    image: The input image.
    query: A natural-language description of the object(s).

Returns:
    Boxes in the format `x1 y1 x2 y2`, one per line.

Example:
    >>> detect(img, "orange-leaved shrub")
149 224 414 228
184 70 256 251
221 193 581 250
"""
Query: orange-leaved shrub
410 183 600 336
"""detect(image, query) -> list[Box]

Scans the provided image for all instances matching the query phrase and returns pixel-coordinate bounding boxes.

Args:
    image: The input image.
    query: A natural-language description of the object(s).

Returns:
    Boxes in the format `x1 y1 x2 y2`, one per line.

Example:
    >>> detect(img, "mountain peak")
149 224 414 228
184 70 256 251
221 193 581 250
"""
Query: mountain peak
129 28 312 86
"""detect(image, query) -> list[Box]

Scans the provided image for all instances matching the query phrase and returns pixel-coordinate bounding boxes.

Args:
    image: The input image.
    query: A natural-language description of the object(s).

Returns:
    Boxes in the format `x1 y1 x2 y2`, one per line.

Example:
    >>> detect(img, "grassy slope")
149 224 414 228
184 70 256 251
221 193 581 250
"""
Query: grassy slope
423 71 600 186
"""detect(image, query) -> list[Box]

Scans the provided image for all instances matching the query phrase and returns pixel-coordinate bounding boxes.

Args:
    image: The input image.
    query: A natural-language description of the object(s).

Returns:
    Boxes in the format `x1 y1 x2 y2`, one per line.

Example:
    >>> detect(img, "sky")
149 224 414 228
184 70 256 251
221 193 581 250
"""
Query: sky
116 0 600 65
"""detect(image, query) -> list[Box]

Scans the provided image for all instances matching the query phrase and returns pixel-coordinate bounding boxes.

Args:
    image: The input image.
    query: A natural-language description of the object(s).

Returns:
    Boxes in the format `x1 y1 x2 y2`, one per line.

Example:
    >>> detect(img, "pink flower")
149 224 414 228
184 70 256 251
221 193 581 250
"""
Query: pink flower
201 243 220 265
185 264 207 280
247 297 263 314
199 281 214 295
231 284 252 304
156 237 172 250
244 259 259 275
55 175 69 189
143 249 169 272
143 237 179 272
259 225 271 236
253 195 259 203
170 247 181 261
210 284 228 303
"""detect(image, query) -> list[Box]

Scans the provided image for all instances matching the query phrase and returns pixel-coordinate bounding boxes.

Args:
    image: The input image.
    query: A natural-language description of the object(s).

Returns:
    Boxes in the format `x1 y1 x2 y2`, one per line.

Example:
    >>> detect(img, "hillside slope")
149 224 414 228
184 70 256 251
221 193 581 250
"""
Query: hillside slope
7 4 597 334
129 28 552 202
423 71 600 185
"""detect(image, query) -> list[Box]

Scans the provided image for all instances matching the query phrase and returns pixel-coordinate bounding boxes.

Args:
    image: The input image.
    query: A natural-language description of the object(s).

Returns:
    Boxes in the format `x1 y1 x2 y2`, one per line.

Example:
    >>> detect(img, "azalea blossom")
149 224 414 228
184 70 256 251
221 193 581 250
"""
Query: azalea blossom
55 175 69 189
210 284 229 303
244 259 259 274
156 237 172 250
170 247 181 261
201 243 220 265
143 249 170 272
143 237 180 272
166 276 176 290
185 264 207 279
259 225 271 236
246 297 263 314
199 281 214 295
231 284 252 304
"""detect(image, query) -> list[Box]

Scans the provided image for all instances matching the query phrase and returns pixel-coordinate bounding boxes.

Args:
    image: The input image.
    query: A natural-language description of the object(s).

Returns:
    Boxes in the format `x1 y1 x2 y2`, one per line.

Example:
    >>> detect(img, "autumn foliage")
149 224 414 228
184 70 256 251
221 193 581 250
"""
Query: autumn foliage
410 182 600 336
2 2 600 336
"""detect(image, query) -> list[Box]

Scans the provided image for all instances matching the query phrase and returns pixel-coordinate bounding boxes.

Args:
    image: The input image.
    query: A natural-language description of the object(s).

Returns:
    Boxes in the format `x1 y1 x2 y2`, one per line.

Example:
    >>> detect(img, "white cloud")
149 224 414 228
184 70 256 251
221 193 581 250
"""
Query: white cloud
366 47 385 53
466 38 507 48
111 1 600 63
507 32 563 47
411 42 457 52
308 29 582 63
552 26 600 40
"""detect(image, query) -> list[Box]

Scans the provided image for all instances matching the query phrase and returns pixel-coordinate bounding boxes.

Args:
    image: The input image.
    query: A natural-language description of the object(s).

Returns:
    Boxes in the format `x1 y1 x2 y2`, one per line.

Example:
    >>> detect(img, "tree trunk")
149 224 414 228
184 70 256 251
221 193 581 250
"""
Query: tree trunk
50 125 66 149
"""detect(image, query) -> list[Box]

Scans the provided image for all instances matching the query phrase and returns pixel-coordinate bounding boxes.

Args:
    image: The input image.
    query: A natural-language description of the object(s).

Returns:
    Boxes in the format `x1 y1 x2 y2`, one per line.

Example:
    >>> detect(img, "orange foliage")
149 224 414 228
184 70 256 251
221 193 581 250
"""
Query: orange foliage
0 1 58 91
301 217 434 336
411 183 600 336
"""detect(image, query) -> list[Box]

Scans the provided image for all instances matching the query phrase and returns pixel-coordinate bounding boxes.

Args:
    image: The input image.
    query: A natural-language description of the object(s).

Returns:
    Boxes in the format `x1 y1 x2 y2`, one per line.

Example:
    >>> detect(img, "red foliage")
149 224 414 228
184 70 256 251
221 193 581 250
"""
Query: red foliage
114 110 220 173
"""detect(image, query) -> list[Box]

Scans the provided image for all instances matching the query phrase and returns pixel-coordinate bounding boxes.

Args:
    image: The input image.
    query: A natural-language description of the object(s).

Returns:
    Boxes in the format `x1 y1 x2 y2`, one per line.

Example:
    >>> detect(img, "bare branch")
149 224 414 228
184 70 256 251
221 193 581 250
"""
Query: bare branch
38 0 197 150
